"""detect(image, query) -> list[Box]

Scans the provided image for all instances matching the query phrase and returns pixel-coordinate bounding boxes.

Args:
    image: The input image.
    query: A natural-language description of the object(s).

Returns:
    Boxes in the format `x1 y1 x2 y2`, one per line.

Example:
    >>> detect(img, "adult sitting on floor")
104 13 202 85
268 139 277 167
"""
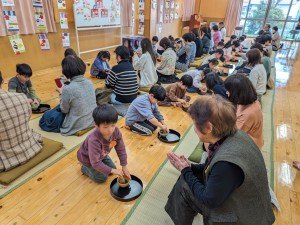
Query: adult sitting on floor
165 95 275 225
105 46 139 104
156 37 177 84
224 74 263 150
41 55 97 135
0 71 43 171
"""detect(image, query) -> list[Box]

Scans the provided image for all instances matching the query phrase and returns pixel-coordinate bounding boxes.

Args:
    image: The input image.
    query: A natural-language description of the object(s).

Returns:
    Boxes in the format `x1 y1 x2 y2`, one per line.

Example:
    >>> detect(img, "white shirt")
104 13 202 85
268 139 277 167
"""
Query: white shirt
184 69 203 88
220 27 226 40
249 64 267 95
133 52 158 87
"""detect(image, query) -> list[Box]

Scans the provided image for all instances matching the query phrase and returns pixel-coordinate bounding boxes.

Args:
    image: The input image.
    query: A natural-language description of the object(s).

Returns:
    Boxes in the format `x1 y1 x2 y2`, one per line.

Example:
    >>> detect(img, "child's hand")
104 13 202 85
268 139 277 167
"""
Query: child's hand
111 169 124 177
200 87 207 93
161 124 169 133
56 86 63 94
122 166 131 180
33 99 39 105
179 99 186 103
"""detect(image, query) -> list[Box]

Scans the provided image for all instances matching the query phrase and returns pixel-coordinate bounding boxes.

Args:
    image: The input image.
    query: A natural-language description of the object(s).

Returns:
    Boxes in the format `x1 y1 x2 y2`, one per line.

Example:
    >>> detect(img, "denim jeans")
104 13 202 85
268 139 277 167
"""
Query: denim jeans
81 155 116 183
111 92 123 105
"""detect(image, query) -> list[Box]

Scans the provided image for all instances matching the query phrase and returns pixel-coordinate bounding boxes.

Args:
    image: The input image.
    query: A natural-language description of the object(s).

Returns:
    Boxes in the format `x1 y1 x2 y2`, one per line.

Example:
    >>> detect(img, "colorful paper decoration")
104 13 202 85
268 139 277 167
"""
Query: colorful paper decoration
9 34 25 55
2 0 14 6
32 0 43 8
35 12 47 32
139 0 144 10
62 32 70 48
100 8 108 17
59 12 68 29
38 34 50 50
138 23 144 35
3 11 19 32
91 6 99 18
171 0 175 9
57 0 66 10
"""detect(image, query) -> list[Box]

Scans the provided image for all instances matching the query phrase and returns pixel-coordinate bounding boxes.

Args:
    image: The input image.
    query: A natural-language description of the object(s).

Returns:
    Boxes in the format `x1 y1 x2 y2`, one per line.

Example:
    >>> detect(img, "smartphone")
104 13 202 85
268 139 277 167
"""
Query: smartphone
54 78 63 88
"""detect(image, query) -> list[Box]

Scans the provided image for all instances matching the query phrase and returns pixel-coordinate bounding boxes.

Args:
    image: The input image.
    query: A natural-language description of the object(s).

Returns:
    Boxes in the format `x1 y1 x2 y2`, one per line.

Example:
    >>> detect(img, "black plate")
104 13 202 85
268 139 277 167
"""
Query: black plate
32 104 51 114
223 64 233 68
158 129 181 143
110 175 143 202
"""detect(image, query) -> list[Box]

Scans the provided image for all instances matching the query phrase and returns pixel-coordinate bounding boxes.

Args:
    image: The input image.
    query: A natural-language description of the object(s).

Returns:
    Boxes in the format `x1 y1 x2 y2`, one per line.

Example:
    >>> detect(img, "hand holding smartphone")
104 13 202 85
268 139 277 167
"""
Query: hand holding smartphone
54 78 63 88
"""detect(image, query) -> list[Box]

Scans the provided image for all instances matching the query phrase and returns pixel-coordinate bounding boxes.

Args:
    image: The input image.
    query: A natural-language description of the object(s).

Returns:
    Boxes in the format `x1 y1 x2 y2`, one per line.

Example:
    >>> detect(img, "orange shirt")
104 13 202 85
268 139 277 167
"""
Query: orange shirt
236 101 264 150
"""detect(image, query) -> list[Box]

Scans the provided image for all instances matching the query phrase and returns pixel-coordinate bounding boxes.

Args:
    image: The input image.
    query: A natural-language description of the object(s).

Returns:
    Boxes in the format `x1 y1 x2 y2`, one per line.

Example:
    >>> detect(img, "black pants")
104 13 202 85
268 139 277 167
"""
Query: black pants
129 120 157 135
166 176 239 225
96 71 108 79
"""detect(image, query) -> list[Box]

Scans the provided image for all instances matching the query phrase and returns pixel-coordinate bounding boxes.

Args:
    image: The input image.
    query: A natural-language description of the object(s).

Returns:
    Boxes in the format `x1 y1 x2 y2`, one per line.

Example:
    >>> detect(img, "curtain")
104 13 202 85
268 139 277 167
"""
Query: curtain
182 0 195 21
42 0 56 32
224 0 243 36
0 0 56 36
121 0 133 27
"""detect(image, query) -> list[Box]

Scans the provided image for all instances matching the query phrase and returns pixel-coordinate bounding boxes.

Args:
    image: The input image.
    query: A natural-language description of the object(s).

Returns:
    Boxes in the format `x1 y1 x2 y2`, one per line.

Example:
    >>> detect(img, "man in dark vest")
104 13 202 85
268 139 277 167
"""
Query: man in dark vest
165 95 275 225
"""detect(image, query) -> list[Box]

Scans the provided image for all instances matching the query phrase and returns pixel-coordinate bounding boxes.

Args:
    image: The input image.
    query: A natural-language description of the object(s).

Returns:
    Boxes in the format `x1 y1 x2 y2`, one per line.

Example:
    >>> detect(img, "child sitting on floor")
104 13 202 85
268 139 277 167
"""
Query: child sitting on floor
90 50 111 79
223 40 240 61
126 85 168 136
158 75 193 107
201 49 224 65
185 59 219 93
8 63 40 109
60 48 77 84
77 104 131 183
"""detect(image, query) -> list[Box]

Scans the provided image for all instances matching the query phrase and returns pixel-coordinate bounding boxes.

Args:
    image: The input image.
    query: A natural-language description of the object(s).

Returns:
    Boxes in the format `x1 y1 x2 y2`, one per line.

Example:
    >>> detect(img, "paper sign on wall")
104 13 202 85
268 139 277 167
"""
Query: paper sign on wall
38 34 50 50
62 32 70 48
9 34 25 55
35 12 47 32
3 11 19 32
139 0 144 10
2 0 14 6
59 12 68 29
57 0 66 10
138 23 144 35
32 0 43 8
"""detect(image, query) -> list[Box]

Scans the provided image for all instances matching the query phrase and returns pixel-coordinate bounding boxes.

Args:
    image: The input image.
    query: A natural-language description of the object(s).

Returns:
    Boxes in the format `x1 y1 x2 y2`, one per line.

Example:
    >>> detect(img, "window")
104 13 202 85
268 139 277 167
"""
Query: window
241 0 300 40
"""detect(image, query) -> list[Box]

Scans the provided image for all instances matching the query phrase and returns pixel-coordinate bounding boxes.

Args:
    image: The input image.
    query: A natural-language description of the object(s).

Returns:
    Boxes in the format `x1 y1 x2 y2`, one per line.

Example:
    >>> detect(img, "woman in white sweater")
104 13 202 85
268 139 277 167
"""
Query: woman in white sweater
246 49 267 102
133 38 158 91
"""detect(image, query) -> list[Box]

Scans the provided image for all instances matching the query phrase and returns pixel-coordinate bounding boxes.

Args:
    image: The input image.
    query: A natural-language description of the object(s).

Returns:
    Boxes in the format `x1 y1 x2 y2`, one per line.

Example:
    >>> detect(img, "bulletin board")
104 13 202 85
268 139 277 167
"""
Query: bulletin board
74 0 121 27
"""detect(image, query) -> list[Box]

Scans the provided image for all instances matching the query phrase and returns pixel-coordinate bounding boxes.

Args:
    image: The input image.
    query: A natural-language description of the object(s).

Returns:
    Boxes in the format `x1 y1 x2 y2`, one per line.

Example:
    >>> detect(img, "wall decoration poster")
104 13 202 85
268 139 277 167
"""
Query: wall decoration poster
139 12 144 22
170 11 174 22
164 10 169 23
175 1 179 9
59 12 68 29
38 34 50 50
175 11 179 19
57 0 66 10
74 0 80 4
139 0 144 10
96 0 103 8
62 32 70 48
138 23 144 35
165 0 170 9
3 11 19 32
170 0 175 8
2 0 14 6
32 0 43 7
159 1 164 23
91 6 99 17
9 34 25 55
101 8 108 17
35 12 47 32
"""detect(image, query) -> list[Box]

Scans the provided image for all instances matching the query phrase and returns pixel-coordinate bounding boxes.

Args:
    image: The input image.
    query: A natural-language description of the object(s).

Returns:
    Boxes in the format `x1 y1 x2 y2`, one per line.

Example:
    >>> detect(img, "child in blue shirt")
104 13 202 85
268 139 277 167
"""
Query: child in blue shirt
90 50 111 79
126 86 168 136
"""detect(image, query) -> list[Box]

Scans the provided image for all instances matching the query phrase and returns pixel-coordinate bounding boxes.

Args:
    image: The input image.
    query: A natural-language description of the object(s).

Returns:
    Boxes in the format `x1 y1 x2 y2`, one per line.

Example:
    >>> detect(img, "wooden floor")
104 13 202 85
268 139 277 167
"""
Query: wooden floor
0 49 299 224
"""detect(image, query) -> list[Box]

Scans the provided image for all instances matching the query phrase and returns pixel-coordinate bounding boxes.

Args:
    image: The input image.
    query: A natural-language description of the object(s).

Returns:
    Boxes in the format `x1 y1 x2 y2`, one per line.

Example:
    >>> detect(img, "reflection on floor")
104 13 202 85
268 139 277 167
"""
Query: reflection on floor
273 43 300 225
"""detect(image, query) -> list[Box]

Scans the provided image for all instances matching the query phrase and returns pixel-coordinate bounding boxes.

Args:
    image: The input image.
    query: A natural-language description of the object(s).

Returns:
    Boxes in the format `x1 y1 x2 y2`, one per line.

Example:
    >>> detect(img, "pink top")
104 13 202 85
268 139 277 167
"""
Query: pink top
77 127 127 175
236 101 264 150
213 31 222 47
